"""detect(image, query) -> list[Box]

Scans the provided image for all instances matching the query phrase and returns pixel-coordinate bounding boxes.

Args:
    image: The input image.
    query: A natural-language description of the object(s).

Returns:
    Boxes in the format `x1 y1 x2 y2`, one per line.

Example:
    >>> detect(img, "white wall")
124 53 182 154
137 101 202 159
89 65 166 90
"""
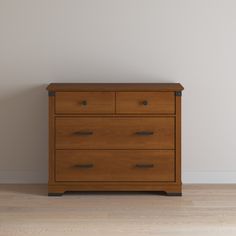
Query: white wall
0 0 236 183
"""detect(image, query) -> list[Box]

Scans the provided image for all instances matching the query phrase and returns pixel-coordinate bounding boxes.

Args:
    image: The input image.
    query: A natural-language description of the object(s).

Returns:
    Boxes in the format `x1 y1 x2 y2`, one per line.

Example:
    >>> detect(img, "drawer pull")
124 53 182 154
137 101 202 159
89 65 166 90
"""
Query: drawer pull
135 164 154 168
135 131 154 136
81 100 87 106
142 100 148 106
73 131 93 136
74 164 94 168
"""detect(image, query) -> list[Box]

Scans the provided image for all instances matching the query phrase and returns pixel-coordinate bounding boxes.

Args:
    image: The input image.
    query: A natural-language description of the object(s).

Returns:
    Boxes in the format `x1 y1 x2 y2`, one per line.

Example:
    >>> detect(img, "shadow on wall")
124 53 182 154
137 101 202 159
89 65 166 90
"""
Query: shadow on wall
0 85 48 183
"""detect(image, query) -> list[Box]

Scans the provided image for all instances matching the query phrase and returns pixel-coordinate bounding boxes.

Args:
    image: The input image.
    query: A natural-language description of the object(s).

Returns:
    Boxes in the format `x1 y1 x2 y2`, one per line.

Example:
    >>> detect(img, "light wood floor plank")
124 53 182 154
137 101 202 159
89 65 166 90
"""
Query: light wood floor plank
0 184 236 236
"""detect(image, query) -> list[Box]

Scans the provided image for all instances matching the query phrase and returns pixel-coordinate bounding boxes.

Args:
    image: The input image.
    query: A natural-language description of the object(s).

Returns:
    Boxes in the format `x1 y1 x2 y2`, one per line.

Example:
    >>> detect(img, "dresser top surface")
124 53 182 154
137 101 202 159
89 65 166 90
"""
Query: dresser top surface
47 83 184 92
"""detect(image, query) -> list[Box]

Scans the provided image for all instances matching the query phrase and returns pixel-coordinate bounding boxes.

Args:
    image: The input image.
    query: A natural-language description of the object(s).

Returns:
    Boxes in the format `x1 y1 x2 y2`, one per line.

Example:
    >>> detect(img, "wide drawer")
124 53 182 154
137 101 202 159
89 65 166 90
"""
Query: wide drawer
55 117 175 149
116 92 175 114
55 92 115 114
56 150 175 182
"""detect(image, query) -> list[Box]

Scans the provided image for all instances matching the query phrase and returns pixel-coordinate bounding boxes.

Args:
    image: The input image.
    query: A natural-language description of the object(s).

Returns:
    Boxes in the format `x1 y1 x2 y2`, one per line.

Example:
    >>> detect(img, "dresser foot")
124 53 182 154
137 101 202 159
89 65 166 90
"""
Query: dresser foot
48 192 64 197
166 192 182 196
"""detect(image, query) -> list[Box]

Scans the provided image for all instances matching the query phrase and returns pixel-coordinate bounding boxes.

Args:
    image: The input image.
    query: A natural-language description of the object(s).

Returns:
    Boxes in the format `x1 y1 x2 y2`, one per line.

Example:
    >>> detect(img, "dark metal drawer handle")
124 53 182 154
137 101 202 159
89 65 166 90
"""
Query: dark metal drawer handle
73 131 93 136
135 131 154 136
74 164 94 168
81 100 87 106
135 164 154 168
142 100 148 106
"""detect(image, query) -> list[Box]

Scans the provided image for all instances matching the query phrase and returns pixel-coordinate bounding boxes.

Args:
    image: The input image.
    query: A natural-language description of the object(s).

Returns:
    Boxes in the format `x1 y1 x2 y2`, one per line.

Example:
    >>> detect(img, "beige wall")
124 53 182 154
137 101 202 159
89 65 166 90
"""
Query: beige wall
0 0 236 183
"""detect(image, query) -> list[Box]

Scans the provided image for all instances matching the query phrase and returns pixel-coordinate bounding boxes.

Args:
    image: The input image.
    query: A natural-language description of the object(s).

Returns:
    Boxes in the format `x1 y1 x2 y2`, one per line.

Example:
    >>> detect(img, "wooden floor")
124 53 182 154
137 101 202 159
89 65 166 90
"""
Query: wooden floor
0 185 236 236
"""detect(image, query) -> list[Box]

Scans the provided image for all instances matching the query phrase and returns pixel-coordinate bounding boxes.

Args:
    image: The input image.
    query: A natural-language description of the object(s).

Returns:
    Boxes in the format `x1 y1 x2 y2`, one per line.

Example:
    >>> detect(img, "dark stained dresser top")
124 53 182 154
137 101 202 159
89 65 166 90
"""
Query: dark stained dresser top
47 83 184 92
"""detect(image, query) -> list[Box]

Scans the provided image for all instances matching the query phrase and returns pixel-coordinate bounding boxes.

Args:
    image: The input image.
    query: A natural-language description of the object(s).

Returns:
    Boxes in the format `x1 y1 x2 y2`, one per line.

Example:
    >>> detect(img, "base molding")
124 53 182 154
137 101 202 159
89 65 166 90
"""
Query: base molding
48 182 182 196
0 171 47 184
2 171 236 184
183 171 236 184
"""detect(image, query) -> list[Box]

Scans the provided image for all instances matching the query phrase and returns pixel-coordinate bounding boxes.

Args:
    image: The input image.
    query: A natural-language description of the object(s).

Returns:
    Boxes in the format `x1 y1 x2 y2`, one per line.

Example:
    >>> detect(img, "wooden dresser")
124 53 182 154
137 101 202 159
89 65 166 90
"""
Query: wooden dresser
47 83 184 196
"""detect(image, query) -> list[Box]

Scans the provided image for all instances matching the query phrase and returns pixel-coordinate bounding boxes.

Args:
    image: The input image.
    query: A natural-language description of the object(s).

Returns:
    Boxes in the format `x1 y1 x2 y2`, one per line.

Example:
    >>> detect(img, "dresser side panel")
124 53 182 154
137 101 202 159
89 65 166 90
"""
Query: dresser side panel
175 95 182 185
48 95 55 184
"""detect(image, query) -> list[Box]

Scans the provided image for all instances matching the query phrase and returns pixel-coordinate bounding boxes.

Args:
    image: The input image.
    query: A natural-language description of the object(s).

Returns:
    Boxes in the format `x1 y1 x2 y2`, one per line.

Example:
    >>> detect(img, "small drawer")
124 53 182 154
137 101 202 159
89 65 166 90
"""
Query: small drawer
116 92 175 114
55 92 115 114
55 117 175 149
56 150 175 182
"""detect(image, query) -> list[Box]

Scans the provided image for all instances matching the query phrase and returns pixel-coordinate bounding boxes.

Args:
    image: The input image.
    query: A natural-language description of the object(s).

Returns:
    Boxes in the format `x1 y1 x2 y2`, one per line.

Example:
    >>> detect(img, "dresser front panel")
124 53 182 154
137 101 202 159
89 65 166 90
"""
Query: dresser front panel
116 92 175 114
56 150 175 182
55 117 175 150
55 92 115 114
47 83 183 196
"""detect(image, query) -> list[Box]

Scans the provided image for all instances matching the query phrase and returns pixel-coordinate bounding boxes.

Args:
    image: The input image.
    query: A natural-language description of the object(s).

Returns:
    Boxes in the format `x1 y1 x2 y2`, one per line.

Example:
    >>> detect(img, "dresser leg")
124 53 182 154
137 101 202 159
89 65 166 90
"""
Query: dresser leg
48 184 65 196
166 192 182 196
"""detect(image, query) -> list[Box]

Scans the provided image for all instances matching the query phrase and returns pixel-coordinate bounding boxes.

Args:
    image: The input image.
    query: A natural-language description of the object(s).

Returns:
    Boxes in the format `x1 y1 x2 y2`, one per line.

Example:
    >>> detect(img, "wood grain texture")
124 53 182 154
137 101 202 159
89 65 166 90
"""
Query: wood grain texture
47 83 184 92
55 117 175 149
48 95 55 184
55 92 115 114
55 150 175 182
48 83 183 196
116 92 175 114
1 184 236 236
175 94 182 185
48 182 182 195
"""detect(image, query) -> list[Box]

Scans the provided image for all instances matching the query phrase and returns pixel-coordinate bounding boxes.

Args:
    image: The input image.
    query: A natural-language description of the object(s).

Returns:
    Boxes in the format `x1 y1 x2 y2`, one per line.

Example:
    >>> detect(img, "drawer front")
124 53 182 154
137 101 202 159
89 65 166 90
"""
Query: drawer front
55 92 115 114
116 92 175 114
56 150 175 182
56 117 175 149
